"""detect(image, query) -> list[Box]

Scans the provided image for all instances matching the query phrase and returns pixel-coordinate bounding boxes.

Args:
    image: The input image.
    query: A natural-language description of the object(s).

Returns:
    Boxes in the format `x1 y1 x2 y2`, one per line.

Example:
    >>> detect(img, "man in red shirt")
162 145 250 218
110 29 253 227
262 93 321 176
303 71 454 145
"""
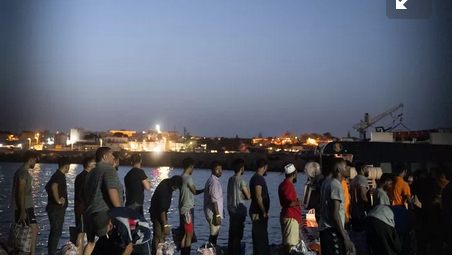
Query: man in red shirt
278 163 303 254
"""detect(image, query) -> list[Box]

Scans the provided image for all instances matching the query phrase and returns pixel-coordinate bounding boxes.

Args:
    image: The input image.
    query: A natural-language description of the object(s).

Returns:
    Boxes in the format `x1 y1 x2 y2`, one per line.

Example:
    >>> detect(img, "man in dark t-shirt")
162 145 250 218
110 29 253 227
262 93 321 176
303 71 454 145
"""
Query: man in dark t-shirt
249 158 270 255
149 175 182 255
74 157 95 253
45 157 71 255
124 154 150 216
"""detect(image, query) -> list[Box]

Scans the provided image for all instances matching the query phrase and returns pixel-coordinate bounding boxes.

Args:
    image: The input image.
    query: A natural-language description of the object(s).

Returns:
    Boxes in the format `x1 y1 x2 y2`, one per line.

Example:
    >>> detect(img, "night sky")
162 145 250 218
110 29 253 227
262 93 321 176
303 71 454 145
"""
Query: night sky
0 0 452 138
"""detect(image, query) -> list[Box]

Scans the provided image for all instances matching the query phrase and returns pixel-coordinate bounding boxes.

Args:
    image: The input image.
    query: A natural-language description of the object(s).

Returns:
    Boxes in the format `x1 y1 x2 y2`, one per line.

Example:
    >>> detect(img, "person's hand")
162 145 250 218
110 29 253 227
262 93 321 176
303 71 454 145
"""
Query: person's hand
297 199 303 205
19 210 27 221
214 216 222 226
59 197 66 206
164 226 170 235
263 212 268 219
344 238 354 254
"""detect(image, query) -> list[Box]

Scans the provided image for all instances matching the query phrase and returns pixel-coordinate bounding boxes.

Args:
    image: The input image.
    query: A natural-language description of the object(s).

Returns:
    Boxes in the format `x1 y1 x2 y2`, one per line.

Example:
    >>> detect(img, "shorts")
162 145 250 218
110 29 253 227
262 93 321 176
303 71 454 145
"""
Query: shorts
180 210 193 234
151 217 165 239
14 208 37 225
319 227 346 255
84 211 111 243
280 217 299 246
206 215 221 236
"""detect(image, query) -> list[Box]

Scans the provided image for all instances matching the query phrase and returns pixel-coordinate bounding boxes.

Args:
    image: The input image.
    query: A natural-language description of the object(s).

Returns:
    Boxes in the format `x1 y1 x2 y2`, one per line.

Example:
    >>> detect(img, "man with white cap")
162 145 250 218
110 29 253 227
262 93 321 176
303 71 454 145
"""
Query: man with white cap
278 163 302 254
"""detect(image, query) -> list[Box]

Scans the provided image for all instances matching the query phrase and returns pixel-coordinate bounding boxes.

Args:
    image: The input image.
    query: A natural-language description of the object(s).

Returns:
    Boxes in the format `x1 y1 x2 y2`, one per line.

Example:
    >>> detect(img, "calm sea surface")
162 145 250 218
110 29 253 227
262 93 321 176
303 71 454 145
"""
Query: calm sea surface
0 163 308 255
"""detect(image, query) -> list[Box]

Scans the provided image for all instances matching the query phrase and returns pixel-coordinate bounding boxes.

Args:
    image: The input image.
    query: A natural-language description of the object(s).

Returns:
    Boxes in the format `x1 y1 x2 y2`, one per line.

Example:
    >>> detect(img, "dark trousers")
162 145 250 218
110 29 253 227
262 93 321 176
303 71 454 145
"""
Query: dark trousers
365 216 401 255
47 207 65 255
251 214 269 255
228 213 246 255
320 227 346 255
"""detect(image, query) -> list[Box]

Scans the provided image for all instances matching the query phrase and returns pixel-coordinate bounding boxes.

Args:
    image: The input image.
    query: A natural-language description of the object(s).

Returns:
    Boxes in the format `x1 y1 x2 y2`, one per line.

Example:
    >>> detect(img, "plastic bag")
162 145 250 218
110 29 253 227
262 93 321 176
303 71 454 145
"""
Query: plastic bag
156 242 176 255
304 209 318 228
7 221 32 253
61 242 79 255
291 240 317 255
197 242 216 255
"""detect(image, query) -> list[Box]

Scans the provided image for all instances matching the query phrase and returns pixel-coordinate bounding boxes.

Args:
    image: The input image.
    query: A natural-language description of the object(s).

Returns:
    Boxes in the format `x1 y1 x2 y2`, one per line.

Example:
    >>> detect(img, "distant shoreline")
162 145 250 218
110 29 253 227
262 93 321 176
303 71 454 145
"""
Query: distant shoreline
0 150 316 172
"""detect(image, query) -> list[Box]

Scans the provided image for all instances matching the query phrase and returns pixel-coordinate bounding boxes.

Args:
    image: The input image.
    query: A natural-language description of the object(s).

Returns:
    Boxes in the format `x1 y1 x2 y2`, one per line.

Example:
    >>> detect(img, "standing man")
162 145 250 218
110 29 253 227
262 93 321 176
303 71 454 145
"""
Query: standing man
373 174 393 207
349 161 370 231
227 158 250 255
45 157 71 255
74 157 95 254
204 161 224 245
434 167 450 189
319 158 354 255
149 176 183 255
179 157 204 255
249 158 270 255
278 164 302 254
341 161 352 228
11 151 39 255
348 161 370 254
389 163 413 209
83 147 124 255
124 154 150 216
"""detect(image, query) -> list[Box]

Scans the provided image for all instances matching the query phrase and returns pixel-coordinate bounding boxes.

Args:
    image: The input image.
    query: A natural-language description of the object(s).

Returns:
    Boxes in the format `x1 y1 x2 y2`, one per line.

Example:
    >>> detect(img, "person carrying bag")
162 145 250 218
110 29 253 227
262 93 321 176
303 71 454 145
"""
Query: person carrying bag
8 219 32 253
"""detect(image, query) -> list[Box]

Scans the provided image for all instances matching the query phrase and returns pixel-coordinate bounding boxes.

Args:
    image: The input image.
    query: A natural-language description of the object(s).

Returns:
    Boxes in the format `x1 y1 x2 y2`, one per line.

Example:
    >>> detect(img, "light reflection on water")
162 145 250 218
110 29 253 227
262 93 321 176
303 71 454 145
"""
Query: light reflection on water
0 162 307 255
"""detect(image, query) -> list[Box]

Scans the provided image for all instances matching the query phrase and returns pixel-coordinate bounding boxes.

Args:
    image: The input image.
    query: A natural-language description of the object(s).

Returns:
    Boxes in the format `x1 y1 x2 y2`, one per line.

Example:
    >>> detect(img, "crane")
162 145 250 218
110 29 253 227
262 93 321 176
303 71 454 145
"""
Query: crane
353 104 404 140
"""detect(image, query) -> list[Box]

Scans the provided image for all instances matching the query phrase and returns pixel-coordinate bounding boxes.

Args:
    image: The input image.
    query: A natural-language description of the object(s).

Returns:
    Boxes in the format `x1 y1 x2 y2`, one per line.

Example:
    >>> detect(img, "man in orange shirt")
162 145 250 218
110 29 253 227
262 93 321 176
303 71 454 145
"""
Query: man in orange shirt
341 178 351 225
390 163 413 210
434 167 450 189
341 161 352 226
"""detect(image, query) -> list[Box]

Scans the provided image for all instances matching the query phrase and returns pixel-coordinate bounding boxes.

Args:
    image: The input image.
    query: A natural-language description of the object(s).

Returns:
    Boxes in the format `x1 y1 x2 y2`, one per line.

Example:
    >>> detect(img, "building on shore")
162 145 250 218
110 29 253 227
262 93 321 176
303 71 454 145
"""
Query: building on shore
109 130 136 137
54 132 68 149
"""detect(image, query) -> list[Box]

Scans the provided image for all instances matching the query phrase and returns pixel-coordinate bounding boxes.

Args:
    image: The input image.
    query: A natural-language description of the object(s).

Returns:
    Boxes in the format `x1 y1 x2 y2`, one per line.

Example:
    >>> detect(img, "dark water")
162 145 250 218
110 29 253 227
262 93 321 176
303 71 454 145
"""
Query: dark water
0 163 308 255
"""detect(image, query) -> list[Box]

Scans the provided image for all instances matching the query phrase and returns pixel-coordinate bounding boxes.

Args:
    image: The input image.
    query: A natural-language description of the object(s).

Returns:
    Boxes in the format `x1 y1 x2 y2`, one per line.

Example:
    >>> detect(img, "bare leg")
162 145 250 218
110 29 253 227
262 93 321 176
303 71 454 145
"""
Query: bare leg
30 224 39 255
181 233 193 255
76 233 86 254
83 242 95 255
152 236 160 255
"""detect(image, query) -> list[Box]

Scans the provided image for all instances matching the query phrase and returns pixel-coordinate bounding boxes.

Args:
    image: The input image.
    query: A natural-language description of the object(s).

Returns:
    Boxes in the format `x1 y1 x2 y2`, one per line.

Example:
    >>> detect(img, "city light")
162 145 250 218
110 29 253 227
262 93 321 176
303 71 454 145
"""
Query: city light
307 138 318 146
156 125 161 133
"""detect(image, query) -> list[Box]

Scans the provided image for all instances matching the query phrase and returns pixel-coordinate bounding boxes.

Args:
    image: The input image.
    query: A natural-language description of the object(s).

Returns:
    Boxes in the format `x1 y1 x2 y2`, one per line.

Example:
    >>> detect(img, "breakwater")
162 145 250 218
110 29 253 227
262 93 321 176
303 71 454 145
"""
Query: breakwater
0 150 316 172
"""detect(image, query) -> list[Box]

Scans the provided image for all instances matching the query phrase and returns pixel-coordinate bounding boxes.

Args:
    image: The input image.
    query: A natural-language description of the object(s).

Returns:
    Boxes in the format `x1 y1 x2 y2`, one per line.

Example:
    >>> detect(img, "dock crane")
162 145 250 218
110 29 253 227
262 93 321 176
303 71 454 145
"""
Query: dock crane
353 104 404 140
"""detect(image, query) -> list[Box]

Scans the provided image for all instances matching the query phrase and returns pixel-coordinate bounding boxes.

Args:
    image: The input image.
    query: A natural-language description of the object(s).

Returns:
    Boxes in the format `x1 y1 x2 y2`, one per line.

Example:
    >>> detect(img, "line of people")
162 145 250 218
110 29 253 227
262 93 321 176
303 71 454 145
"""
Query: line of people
10 148 451 255
10 148 304 255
